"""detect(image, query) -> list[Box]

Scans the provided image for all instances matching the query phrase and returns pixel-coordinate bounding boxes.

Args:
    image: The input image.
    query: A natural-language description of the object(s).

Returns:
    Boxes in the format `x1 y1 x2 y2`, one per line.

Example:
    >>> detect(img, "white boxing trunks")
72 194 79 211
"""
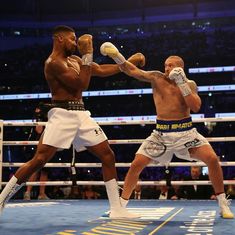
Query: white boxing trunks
42 108 107 152
136 117 209 165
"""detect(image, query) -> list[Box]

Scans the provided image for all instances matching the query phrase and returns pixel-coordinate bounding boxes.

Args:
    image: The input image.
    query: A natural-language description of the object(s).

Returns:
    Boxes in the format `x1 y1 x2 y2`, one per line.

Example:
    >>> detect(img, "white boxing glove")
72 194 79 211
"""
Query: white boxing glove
169 67 187 85
169 67 192 96
100 42 126 64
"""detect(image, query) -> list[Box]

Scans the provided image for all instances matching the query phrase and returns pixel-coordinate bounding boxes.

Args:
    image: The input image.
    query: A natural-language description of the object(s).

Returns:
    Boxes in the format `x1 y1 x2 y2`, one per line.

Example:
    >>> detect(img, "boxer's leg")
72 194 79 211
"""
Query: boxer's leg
190 144 234 219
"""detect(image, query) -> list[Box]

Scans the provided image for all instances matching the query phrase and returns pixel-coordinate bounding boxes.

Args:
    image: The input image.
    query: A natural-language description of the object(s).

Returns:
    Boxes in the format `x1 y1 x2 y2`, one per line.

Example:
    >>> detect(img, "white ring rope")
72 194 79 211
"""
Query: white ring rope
2 162 235 168
1 180 235 186
2 116 235 127
2 137 235 146
1 118 235 187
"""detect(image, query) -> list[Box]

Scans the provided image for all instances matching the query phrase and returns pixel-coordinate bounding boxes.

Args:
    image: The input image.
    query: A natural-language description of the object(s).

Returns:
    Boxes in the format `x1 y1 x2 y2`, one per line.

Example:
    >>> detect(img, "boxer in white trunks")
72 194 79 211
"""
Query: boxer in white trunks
0 26 145 219
100 42 234 219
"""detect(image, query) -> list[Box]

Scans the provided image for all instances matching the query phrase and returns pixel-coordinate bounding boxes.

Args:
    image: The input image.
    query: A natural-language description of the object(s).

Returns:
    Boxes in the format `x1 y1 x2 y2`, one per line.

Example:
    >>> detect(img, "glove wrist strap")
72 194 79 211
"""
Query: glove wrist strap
82 53 93 66
178 83 192 97
113 53 126 65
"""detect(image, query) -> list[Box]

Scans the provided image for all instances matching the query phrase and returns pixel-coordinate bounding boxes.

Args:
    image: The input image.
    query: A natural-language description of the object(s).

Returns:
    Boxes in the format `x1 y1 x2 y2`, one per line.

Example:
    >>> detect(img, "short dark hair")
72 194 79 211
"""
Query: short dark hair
52 25 75 36
167 55 184 68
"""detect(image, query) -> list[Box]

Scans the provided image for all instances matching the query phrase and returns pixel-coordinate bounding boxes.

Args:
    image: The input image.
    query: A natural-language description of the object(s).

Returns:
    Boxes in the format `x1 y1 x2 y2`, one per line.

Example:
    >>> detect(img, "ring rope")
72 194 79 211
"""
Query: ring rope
2 162 235 168
1 180 235 186
3 136 235 146
2 116 235 127
1 119 235 188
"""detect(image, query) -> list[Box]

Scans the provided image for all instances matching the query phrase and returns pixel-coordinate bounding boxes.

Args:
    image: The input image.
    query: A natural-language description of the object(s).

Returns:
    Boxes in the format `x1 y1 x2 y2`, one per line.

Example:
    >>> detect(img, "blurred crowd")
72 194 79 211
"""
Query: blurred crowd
0 29 235 94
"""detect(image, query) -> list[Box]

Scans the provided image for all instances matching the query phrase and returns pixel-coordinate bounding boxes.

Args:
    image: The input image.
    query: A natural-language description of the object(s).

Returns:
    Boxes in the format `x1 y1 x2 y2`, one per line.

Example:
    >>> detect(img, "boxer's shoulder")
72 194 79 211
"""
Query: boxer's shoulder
148 70 164 79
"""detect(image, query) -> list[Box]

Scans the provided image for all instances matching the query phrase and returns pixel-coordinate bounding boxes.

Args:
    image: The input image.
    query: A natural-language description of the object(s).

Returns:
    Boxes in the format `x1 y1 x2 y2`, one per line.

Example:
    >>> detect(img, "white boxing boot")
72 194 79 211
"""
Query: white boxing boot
217 193 234 219
109 206 141 219
0 176 24 216
120 197 129 208
105 179 140 219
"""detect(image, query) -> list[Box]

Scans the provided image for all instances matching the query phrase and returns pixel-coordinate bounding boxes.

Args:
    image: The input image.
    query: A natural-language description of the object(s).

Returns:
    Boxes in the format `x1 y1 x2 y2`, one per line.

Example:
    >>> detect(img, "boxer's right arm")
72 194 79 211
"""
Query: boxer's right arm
47 58 90 89
77 34 93 66
76 34 94 89
47 60 80 88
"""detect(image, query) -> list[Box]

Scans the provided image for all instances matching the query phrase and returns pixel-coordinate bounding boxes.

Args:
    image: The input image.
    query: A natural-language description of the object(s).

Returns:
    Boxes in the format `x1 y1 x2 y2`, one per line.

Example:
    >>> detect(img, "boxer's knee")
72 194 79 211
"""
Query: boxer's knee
129 155 148 175
101 149 116 168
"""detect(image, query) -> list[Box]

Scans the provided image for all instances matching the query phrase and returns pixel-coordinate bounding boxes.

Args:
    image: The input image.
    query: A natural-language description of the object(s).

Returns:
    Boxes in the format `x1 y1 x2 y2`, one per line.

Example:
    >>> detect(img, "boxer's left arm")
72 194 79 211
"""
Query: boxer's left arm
100 42 157 82
91 63 120 77
119 60 158 83
91 53 145 77
127 53 145 68
67 57 121 77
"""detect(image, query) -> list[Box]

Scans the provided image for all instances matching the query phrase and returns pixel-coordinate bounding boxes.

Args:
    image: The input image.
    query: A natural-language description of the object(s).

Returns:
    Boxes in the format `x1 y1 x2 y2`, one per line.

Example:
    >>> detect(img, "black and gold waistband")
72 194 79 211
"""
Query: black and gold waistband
156 117 193 132
40 100 85 111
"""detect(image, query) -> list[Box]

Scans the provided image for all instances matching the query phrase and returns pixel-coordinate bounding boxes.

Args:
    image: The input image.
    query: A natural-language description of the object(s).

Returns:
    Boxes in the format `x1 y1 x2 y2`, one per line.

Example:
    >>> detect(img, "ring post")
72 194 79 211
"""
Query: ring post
0 120 3 190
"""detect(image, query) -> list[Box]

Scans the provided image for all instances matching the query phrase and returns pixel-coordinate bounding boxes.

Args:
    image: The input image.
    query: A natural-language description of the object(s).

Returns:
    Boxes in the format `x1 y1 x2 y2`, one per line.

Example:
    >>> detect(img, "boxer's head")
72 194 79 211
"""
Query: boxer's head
164 55 184 78
52 25 77 56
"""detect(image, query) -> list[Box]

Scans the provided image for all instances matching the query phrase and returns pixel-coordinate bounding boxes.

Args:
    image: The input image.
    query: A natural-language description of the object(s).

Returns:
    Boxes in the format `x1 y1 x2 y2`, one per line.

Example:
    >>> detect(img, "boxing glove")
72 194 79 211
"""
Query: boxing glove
127 53 145 68
100 42 126 64
169 67 191 96
77 34 93 66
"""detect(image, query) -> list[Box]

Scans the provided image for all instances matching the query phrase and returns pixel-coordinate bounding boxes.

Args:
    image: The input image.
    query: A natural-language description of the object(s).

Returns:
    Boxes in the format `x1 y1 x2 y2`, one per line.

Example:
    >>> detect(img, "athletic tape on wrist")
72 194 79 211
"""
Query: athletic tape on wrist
82 53 93 66
179 83 192 96
113 53 126 65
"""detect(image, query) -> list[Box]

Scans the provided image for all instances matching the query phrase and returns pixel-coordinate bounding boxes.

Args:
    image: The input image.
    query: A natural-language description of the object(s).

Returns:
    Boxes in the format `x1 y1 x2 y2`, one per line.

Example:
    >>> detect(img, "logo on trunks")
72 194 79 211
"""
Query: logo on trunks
156 121 192 131
144 140 166 159
94 127 103 136
184 138 201 148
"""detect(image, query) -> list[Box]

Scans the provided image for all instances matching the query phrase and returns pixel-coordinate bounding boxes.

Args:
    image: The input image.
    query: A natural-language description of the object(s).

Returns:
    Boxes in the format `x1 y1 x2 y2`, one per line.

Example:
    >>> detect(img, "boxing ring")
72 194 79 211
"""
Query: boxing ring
0 117 235 235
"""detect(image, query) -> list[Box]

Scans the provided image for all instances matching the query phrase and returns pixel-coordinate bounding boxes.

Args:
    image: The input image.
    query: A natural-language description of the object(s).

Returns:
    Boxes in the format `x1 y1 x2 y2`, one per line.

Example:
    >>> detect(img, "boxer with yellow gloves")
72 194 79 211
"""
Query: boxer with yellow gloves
0 27 145 220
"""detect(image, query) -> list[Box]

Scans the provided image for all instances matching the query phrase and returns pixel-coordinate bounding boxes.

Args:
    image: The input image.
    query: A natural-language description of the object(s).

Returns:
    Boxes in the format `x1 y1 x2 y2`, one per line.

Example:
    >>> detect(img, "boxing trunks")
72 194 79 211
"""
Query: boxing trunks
42 101 107 152
136 117 209 165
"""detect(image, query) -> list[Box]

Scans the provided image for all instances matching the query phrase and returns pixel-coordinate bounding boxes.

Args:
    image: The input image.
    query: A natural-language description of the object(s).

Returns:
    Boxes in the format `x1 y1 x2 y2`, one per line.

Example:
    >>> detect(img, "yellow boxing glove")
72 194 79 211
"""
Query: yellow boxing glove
100 42 126 64
77 34 93 66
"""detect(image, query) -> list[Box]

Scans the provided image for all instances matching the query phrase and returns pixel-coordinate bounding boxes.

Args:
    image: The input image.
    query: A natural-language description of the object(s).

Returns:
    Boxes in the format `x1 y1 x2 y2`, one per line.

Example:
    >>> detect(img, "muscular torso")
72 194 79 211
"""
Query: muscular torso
44 55 87 102
152 73 190 120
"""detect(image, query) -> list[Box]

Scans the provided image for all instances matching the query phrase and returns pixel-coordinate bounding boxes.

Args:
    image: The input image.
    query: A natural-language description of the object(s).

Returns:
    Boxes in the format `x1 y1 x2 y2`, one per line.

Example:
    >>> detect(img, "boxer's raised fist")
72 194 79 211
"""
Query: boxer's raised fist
127 53 146 68
169 67 187 85
77 34 93 56
169 67 192 96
